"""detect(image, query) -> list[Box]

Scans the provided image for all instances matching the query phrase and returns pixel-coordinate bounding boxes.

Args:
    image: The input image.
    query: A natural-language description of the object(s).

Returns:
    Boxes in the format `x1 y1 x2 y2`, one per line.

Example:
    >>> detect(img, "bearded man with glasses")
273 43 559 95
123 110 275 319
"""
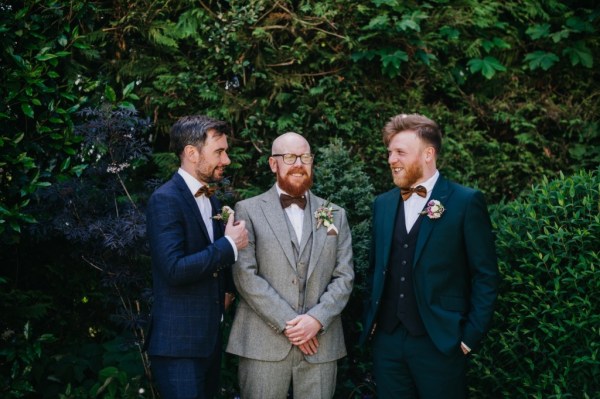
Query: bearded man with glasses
226 132 355 399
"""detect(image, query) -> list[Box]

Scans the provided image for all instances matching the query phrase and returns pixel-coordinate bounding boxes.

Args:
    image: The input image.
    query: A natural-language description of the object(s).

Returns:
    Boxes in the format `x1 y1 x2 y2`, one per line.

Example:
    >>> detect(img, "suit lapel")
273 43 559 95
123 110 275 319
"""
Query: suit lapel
414 175 452 267
173 173 211 243
210 196 223 240
380 189 401 272
260 186 297 270
307 192 326 279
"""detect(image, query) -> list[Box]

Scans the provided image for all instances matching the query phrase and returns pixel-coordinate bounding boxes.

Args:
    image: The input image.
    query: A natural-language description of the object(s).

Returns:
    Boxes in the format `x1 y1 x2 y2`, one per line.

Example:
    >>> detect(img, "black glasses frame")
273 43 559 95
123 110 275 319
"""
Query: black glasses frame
271 153 314 165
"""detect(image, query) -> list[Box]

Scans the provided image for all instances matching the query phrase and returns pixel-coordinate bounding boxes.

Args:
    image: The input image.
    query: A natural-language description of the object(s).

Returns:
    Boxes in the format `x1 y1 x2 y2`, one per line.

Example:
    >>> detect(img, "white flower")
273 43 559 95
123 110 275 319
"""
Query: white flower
314 201 338 234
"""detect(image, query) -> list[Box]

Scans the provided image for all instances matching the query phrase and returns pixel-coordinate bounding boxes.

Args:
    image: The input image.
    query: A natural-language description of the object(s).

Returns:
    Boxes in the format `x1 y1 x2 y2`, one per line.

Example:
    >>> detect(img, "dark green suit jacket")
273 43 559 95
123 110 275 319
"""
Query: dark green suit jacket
361 174 499 355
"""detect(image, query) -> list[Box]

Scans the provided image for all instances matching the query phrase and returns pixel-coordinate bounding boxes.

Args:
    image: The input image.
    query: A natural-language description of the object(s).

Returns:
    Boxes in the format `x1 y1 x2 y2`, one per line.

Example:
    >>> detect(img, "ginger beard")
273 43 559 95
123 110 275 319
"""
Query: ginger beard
277 165 313 197
392 160 423 189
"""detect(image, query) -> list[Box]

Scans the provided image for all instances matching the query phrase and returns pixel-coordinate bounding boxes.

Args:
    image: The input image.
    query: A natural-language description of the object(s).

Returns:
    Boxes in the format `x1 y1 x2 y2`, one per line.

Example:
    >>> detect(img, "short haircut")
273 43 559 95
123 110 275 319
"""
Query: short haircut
169 115 231 159
382 113 442 156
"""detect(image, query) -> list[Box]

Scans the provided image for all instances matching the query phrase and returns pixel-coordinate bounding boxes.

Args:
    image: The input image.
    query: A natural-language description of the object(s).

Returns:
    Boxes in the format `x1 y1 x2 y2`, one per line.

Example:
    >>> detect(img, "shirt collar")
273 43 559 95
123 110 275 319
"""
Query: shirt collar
414 169 439 194
178 168 207 197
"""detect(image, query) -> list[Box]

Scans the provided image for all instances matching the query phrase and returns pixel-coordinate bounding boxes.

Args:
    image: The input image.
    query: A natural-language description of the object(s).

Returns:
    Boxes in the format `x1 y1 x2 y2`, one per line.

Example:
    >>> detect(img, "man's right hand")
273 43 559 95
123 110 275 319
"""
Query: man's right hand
225 212 249 250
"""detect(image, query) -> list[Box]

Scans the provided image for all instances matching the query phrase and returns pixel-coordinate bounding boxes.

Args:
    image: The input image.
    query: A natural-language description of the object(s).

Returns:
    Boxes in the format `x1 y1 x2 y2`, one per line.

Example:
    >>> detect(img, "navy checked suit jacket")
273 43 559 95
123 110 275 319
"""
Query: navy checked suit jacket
145 172 235 357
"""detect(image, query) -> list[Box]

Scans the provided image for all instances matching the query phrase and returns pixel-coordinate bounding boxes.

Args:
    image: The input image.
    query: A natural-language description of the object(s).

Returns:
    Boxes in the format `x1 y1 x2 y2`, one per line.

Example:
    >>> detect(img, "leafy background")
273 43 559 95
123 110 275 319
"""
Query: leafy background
0 0 598 398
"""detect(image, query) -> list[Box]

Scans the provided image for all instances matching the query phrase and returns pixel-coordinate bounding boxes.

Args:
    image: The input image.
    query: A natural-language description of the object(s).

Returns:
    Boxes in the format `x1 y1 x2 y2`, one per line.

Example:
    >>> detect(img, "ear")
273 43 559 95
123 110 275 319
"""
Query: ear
183 145 199 163
268 156 278 173
424 146 435 162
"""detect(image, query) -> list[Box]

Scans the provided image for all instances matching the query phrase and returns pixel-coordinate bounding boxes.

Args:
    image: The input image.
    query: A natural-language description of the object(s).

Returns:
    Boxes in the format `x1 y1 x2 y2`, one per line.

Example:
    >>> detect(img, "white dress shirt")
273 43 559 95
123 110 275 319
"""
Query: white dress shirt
404 170 439 232
276 184 305 243
178 168 237 260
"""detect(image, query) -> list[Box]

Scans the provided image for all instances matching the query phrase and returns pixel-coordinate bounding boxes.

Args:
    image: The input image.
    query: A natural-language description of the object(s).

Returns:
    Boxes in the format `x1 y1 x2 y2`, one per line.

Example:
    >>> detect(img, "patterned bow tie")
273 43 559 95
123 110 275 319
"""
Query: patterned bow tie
195 185 217 198
280 193 307 210
400 185 427 201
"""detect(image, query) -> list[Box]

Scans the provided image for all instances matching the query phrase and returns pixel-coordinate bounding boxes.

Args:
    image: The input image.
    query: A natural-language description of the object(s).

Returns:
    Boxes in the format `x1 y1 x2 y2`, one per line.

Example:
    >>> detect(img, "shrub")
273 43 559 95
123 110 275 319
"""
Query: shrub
311 138 376 398
470 168 600 397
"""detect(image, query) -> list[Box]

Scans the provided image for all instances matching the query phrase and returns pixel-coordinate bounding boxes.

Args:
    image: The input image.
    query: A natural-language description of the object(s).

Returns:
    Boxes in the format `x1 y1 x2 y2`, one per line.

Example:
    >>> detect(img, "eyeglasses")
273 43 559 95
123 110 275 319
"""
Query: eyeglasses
271 153 314 165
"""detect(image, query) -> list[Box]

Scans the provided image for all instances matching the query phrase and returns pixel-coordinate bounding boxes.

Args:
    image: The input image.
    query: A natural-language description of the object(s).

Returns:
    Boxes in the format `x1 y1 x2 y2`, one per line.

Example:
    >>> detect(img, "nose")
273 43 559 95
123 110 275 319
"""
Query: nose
221 152 231 165
388 153 396 164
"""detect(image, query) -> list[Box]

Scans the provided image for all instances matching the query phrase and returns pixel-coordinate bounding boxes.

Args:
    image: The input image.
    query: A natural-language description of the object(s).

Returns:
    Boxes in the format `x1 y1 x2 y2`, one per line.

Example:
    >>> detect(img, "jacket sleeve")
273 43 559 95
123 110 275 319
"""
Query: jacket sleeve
461 190 500 350
146 190 235 286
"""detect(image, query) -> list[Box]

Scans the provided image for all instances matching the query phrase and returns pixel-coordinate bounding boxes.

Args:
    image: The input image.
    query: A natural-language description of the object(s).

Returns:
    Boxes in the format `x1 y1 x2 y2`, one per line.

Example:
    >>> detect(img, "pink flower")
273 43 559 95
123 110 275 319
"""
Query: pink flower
420 200 445 219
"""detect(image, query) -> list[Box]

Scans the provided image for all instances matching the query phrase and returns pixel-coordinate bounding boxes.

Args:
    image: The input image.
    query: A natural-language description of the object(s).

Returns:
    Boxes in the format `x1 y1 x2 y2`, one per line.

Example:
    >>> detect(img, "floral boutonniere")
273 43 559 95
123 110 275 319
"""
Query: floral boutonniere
212 205 234 224
314 201 338 235
420 199 445 219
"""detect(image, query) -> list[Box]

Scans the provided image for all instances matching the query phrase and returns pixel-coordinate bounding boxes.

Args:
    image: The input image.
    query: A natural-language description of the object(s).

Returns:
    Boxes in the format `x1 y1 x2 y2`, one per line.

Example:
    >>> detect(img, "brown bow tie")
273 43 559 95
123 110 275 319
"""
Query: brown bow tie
400 185 427 201
280 193 307 210
195 185 217 198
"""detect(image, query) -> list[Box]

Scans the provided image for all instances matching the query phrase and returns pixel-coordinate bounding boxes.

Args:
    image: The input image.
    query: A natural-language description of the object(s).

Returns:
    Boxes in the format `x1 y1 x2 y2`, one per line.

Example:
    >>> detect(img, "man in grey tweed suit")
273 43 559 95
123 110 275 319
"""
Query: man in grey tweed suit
226 132 354 398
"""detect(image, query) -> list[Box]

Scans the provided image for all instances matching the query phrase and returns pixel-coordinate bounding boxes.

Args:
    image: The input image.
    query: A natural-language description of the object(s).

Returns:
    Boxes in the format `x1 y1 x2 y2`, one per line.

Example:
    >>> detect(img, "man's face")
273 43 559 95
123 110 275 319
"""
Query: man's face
194 129 231 184
387 130 427 188
269 137 313 197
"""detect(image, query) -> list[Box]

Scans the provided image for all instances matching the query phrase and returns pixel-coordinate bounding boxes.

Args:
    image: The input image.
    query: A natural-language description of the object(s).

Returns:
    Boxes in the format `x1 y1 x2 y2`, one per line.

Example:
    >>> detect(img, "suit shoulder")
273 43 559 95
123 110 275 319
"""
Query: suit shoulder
375 187 399 203
235 191 270 208
149 177 178 200
447 180 484 200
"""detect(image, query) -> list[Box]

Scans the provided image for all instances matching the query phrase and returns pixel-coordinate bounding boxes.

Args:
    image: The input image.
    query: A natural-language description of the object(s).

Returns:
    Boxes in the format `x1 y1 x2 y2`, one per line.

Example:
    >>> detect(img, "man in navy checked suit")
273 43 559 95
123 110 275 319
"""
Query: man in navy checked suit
146 115 248 399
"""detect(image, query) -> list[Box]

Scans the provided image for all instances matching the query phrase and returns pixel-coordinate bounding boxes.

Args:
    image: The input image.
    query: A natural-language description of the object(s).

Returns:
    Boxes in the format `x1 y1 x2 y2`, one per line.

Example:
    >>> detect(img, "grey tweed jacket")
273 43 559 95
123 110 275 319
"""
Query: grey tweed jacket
226 185 354 363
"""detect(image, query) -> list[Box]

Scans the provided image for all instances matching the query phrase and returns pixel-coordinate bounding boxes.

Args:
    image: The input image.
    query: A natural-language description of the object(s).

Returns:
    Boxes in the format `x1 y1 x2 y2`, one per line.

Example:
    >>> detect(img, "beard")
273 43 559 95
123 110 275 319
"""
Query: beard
392 161 423 188
277 166 313 197
195 155 224 184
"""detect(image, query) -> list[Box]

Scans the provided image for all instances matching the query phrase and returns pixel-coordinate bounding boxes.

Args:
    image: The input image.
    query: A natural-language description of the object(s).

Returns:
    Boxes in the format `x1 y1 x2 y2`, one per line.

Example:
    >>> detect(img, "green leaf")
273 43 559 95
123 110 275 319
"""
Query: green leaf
550 29 570 43
562 42 593 68
58 34 68 47
467 56 506 79
21 103 34 118
122 81 136 98
380 50 409 77
35 53 58 61
526 23 551 40
439 26 460 40
523 51 559 71
104 85 117 102
364 14 390 31
565 16 595 33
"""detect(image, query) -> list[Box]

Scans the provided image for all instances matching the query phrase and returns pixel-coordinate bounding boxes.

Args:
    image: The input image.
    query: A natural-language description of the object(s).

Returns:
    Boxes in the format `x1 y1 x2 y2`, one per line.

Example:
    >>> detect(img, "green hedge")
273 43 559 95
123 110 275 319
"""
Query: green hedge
470 168 600 397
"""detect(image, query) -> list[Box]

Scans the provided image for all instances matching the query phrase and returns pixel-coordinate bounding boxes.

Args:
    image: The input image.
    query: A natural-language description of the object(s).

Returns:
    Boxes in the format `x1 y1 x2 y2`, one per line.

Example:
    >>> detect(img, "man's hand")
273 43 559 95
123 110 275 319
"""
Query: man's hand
225 213 248 250
224 292 235 311
297 337 319 355
460 341 471 355
284 314 322 347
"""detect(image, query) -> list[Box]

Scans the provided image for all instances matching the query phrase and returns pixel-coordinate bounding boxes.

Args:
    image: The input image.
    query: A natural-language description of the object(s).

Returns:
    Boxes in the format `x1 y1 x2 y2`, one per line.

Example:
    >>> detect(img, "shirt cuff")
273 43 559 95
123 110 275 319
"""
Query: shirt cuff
224 235 238 261
461 341 472 353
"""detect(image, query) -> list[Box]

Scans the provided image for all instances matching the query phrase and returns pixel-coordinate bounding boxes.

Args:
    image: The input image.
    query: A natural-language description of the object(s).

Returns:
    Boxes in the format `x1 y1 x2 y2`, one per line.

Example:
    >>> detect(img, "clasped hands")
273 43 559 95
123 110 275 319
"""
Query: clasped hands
284 314 322 356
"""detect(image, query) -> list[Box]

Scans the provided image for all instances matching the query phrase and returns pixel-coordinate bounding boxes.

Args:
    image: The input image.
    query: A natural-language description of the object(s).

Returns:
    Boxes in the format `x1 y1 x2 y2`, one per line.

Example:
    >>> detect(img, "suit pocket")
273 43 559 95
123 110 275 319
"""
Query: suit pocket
440 295 468 312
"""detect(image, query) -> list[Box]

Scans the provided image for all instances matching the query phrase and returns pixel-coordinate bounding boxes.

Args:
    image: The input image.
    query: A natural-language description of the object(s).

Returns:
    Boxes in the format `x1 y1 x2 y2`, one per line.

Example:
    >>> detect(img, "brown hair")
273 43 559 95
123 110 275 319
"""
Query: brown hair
169 115 231 159
382 113 442 156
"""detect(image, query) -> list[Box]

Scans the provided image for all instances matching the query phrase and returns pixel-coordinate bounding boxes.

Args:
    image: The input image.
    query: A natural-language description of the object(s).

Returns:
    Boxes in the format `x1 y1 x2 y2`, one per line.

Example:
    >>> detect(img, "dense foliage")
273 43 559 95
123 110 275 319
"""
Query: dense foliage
475 169 600 397
1 0 599 398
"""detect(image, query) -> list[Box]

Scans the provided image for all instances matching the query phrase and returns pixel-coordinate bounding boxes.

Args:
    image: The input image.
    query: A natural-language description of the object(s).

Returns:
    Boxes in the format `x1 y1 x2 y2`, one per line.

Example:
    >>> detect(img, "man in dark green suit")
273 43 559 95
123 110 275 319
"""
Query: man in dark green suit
361 113 499 398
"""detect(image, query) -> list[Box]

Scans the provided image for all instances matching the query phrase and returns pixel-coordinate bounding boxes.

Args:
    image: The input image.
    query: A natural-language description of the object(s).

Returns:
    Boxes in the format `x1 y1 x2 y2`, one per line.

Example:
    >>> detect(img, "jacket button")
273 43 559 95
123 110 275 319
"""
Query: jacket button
213 272 218 277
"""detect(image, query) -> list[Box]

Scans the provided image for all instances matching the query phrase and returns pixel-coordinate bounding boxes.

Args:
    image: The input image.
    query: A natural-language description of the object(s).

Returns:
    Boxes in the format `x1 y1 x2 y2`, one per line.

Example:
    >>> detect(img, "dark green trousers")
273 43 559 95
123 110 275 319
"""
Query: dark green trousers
372 325 467 399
